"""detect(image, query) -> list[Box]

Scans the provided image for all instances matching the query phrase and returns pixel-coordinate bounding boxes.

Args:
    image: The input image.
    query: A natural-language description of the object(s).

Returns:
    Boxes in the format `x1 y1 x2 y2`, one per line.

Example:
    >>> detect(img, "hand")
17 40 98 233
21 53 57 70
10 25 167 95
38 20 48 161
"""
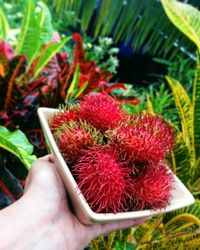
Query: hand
0 155 147 250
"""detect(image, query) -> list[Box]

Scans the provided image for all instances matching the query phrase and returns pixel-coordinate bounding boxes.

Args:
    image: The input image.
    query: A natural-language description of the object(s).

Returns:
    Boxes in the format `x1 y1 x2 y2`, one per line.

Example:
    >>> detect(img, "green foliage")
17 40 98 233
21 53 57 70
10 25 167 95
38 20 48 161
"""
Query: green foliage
0 1 70 80
115 241 136 250
51 10 80 34
170 132 191 183
156 0 200 187
0 0 24 29
0 9 9 40
32 36 70 80
15 0 54 67
44 0 199 58
0 126 36 169
64 64 86 102
154 55 196 93
166 76 194 162
161 0 200 52
91 229 137 250
193 65 200 161
84 37 119 74
120 83 177 124
164 200 200 223
133 206 200 249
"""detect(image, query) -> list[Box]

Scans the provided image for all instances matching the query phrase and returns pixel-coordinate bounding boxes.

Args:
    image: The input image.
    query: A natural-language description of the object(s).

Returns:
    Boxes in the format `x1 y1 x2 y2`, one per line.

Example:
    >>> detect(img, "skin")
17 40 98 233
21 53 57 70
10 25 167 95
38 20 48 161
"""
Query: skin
0 155 147 250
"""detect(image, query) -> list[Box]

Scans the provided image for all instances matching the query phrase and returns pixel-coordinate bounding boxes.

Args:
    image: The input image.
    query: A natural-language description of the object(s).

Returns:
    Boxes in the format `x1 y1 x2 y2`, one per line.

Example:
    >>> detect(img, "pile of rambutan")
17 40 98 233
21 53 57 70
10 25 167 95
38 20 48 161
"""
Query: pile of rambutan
50 93 175 213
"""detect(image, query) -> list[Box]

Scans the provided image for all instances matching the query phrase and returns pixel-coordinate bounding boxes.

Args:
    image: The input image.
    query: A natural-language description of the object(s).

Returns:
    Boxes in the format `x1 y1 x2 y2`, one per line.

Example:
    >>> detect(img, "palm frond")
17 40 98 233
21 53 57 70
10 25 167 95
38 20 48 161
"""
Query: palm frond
43 0 200 58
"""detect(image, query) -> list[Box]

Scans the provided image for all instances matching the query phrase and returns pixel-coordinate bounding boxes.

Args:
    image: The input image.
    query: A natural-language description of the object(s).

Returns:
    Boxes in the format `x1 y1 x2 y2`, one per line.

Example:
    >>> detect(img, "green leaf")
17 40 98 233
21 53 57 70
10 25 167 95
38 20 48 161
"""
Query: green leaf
15 0 38 57
15 0 54 67
74 80 88 99
37 1 54 43
161 0 200 51
146 96 154 113
166 76 194 165
164 201 200 223
193 64 200 160
170 132 191 185
137 231 200 250
0 126 37 169
0 8 9 40
32 37 70 80
115 241 136 250
65 64 80 102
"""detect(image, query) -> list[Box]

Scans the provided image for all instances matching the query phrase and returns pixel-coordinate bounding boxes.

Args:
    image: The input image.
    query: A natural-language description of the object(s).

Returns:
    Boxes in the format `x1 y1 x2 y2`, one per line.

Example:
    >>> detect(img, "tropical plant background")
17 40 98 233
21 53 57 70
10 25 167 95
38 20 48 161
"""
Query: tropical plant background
0 0 200 249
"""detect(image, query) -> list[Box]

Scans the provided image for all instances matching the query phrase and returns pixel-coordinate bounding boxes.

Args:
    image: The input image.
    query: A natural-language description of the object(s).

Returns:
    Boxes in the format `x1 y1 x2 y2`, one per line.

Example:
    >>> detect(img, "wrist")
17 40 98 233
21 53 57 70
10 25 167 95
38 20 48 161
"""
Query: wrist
0 192 66 250
21 191 67 250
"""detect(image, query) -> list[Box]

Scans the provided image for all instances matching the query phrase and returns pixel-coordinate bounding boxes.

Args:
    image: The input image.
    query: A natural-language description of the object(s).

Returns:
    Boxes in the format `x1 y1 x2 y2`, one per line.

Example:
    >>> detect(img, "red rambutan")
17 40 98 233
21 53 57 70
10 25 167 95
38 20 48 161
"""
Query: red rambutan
109 125 169 166
50 108 78 131
131 161 174 210
130 113 175 153
74 146 133 213
109 113 175 166
79 93 127 132
54 121 103 164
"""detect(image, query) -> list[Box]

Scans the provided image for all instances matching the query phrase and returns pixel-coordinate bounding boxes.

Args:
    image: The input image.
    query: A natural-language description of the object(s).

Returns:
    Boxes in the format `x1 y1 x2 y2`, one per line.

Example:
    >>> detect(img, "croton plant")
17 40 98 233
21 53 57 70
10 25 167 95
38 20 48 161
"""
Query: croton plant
0 33 140 208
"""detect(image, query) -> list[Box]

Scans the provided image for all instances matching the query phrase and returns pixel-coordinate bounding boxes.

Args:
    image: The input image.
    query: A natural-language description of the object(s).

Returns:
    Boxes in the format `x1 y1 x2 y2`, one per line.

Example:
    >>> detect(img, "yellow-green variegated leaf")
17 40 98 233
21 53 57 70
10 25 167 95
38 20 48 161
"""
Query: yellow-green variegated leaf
146 96 154 114
170 131 191 185
137 231 200 250
161 0 200 52
166 76 194 165
193 65 200 161
164 201 200 223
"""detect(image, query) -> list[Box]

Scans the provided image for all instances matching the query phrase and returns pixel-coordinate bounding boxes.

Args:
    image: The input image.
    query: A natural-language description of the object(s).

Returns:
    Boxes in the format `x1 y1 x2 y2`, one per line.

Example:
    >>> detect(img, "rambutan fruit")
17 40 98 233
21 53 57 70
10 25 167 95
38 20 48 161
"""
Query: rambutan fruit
131 161 174 210
79 93 127 132
130 112 175 153
54 121 103 165
109 113 175 166
74 146 133 213
50 108 78 131
109 125 170 166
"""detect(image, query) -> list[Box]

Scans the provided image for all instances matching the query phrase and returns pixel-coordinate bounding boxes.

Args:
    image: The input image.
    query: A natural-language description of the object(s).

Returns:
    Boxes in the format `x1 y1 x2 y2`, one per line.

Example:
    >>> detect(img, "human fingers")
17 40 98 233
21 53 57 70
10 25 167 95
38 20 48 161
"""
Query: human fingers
29 155 57 177
91 217 148 239
25 155 67 199
23 156 52 192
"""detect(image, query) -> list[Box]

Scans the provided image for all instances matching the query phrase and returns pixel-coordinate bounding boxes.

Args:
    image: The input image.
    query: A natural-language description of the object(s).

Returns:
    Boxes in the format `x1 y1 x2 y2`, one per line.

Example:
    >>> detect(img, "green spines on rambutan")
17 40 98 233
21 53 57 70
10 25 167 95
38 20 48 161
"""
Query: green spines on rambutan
53 121 103 165
50 106 79 131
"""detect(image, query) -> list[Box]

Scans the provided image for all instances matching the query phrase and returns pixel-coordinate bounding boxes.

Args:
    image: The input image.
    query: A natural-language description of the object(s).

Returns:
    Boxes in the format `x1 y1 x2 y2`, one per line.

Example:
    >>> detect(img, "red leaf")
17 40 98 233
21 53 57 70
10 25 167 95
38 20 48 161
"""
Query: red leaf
72 33 86 64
